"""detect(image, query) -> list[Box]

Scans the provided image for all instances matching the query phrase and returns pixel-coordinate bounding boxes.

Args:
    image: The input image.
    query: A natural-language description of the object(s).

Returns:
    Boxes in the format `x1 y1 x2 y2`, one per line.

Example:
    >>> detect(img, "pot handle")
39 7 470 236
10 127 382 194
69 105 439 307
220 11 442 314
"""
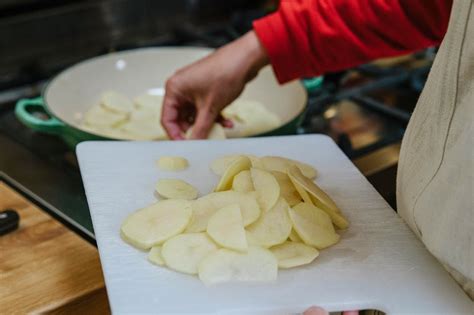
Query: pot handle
15 97 65 135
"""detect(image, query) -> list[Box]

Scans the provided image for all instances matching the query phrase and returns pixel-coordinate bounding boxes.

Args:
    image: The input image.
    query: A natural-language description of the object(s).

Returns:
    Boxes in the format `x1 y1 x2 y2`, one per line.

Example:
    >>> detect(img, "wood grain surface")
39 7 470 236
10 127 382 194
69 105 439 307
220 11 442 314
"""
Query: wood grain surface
0 181 110 314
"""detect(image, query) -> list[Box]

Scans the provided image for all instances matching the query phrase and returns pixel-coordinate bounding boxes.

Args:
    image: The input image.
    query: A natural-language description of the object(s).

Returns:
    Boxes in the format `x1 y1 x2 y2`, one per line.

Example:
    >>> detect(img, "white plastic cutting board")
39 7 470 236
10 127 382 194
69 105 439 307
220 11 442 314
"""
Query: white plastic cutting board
77 135 472 314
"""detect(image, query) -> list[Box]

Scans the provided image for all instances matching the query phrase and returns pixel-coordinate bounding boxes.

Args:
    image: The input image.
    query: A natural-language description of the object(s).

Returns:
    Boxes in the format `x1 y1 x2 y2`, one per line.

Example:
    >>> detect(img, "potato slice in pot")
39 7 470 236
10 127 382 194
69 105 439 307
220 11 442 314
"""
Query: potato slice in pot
206 204 247 252
198 246 278 286
250 168 280 212
134 94 163 114
215 156 251 191
246 198 292 248
270 241 319 268
288 165 349 229
148 246 165 266
186 191 260 232
120 200 192 250
161 233 218 274
271 171 302 206
83 104 128 128
157 156 189 171
261 156 318 179
101 91 134 113
155 179 198 200
232 170 254 192
289 202 339 249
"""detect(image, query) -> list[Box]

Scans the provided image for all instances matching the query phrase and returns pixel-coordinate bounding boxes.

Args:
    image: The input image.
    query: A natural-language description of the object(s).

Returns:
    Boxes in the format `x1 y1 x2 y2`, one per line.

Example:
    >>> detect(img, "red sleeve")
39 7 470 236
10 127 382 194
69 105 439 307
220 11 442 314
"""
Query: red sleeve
253 0 452 83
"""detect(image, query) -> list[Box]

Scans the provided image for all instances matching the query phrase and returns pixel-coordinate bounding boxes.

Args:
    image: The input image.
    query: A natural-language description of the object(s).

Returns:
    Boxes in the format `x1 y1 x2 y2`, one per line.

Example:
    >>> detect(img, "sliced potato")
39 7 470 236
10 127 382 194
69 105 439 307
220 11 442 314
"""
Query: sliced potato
101 91 134 113
148 246 165 266
288 166 349 229
289 229 303 242
83 104 128 128
161 233 218 274
206 204 247 252
121 121 168 140
120 110 167 140
289 202 339 249
271 171 302 206
198 246 278 285
250 168 280 212
222 100 281 137
186 191 260 232
215 156 251 191
186 123 227 140
134 94 163 114
246 198 292 248
210 155 242 175
155 179 198 200
248 155 263 169
232 170 254 192
210 154 260 175
270 241 319 268
261 156 318 179
157 156 189 171
120 200 192 250
309 195 348 229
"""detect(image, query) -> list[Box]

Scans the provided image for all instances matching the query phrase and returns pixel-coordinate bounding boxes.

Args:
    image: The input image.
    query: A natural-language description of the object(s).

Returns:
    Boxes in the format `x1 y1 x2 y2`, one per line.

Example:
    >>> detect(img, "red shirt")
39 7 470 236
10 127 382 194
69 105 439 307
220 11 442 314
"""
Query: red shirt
253 0 452 83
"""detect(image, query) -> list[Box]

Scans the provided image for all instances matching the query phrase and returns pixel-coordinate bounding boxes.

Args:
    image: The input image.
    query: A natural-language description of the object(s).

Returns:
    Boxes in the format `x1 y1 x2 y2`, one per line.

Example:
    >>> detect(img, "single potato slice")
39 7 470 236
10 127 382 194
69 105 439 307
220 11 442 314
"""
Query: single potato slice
101 91 134 113
210 154 260 175
157 156 189 171
120 200 192 250
215 156 251 191
161 233 218 274
288 166 349 229
186 123 227 140
222 100 281 137
155 179 198 200
289 202 340 249
210 154 242 175
261 156 318 179
83 104 128 128
250 168 280 212
232 170 254 192
246 198 292 248
270 241 319 268
271 171 302 206
207 204 247 252
148 246 165 266
289 229 303 242
134 94 163 114
120 106 167 140
198 246 278 286
186 191 260 232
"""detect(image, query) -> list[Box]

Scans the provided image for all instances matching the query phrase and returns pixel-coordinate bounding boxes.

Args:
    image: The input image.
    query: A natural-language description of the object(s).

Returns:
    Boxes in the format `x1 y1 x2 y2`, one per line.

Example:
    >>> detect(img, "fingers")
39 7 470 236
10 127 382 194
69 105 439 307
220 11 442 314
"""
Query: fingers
342 311 359 315
161 95 185 140
190 108 216 139
217 114 234 128
303 306 329 315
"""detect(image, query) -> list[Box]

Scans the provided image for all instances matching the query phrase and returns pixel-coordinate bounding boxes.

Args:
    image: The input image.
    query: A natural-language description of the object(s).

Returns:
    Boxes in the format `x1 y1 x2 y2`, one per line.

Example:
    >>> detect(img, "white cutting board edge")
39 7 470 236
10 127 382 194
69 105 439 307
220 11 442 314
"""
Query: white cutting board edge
77 135 472 314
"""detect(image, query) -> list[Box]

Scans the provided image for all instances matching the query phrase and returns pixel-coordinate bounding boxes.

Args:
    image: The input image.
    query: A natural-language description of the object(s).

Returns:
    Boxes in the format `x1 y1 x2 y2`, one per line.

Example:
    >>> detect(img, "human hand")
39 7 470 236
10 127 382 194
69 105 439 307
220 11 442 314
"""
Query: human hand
161 31 268 140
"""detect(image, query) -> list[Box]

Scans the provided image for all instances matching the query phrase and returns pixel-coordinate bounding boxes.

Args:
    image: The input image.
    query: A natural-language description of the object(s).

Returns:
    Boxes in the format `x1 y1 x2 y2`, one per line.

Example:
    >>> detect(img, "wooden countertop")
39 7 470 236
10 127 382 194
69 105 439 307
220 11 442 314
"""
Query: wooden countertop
0 181 110 314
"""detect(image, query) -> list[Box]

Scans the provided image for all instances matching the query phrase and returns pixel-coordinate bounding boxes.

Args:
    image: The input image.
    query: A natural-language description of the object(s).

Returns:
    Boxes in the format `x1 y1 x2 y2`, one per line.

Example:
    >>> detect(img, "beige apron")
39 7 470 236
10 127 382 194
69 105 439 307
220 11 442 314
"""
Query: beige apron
397 0 473 299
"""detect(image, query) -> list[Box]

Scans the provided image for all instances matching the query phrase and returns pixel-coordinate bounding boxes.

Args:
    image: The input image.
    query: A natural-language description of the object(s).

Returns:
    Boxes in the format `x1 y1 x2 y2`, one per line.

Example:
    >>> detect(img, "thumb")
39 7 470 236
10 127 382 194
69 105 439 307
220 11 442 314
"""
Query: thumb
191 105 219 139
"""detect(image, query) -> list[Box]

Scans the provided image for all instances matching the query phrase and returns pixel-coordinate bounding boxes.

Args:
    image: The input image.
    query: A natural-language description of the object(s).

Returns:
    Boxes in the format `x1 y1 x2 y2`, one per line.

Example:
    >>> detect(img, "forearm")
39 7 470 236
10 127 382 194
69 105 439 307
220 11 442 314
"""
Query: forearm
220 31 269 83
254 0 453 83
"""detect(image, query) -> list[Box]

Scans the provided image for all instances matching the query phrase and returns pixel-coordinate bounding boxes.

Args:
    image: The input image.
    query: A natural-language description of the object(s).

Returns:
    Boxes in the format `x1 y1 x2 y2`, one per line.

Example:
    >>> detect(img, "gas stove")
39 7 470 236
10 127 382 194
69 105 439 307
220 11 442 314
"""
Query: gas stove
0 2 433 243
